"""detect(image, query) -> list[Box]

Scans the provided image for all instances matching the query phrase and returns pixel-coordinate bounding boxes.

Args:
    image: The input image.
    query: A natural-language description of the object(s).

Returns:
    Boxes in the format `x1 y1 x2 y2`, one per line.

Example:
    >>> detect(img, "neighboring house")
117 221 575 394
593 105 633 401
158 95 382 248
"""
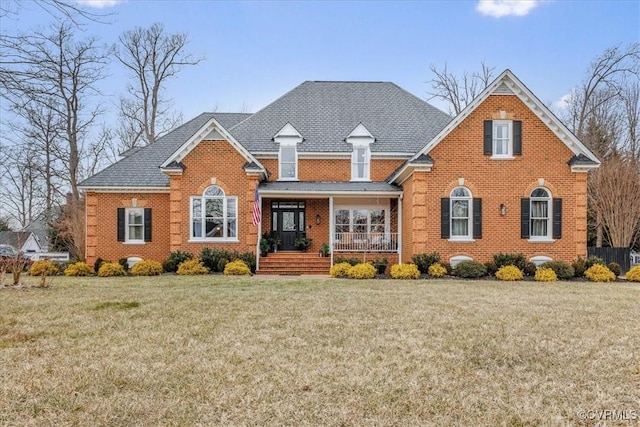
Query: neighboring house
0 231 42 255
79 70 600 274
21 218 50 252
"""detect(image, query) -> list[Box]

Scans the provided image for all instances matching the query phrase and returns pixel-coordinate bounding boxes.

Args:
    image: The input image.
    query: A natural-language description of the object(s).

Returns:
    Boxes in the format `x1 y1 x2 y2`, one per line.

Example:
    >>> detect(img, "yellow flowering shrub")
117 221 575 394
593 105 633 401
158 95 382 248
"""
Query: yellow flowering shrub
428 262 447 278
625 266 640 282
330 262 352 278
534 267 557 282
130 259 163 276
64 262 93 277
97 262 126 277
176 259 209 275
495 265 523 281
585 264 616 282
223 260 251 276
390 263 421 280
29 260 59 277
347 263 377 279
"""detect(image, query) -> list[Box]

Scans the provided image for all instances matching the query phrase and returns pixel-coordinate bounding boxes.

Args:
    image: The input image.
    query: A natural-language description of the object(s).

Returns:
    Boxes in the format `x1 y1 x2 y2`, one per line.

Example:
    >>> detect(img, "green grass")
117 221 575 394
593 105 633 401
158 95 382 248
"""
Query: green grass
1 275 639 426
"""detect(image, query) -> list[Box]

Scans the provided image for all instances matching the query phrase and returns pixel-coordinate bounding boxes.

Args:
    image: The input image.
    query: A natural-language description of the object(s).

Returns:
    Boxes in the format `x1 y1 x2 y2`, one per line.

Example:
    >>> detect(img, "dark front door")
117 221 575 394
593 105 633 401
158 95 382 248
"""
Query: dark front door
272 201 306 250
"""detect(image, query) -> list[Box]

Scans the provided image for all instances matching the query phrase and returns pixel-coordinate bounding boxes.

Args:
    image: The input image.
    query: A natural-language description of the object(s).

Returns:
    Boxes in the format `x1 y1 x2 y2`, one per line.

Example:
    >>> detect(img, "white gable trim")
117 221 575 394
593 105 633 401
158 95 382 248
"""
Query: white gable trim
160 117 266 176
345 123 375 145
273 122 303 144
389 69 600 183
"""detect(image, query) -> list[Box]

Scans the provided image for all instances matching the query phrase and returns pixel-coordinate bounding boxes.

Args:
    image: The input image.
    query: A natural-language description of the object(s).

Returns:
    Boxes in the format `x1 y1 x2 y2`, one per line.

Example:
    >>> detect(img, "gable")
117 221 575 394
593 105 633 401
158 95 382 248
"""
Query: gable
389 70 600 184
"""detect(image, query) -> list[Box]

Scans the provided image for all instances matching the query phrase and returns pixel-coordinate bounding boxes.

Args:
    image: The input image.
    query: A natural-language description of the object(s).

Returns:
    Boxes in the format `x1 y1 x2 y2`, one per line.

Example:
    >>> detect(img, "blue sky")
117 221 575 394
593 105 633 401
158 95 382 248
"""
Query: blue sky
7 0 640 119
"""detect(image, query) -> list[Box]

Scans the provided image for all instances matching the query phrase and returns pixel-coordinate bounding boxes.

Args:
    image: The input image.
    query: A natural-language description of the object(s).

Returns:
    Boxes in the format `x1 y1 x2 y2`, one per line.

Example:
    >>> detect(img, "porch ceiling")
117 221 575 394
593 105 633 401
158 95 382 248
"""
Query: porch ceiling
258 181 402 198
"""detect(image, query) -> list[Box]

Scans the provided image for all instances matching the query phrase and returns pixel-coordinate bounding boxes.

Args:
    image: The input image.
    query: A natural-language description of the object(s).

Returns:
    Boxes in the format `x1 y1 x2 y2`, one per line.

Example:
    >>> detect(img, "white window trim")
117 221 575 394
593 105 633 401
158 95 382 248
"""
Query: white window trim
279 142 298 181
529 187 553 242
125 207 144 244
491 120 514 159
351 144 371 182
333 203 390 235
189 188 239 242
450 187 473 241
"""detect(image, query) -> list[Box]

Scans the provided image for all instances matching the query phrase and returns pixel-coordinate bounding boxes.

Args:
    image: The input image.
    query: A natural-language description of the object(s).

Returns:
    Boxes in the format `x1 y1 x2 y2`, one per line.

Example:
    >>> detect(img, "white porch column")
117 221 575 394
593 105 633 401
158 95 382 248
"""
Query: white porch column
398 194 403 263
256 193 262 271
329 196 334 267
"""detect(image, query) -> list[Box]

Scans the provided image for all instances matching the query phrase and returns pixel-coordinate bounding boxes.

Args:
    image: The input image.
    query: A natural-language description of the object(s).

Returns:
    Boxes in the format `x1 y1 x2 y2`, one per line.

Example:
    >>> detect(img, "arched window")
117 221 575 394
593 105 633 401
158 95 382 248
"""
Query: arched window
530 188 551 239
191 185 237 240
450 187 472 239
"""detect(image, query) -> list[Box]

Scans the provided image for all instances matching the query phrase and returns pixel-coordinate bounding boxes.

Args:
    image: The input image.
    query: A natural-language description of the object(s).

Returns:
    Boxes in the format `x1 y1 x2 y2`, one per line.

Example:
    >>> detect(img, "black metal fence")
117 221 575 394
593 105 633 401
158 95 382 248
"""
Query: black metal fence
587 247 631 275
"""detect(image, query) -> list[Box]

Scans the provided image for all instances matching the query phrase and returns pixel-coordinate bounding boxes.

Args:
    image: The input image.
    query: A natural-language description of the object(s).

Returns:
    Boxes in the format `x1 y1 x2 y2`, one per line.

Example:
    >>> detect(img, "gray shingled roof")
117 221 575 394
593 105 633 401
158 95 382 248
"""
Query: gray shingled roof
259 181 401 194
80 113 251 188
227 81 452 153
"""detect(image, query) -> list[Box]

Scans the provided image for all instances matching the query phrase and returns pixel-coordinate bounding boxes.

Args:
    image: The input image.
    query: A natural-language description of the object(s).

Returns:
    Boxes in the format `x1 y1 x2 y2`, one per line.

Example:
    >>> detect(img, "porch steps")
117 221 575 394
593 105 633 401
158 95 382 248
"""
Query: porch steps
257 251 331 275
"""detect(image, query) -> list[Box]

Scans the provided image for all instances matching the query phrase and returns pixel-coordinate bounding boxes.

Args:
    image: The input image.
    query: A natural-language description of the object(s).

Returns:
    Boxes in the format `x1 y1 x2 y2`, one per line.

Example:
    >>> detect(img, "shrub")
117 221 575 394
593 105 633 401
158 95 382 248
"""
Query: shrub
572 257 587 277
130 259 163 276
235 252 256 274
484 261 498 276
493 253 526 270
535 267 558 282
607 262 621 277
118 257 129 271
453 260 487 278
176 259 209 275
539 261 575 280
223 260 251 276
162 250 193 273
495 265 523 281
585 264 616 282
94 257 105 275
330 262 352 278
200 248 256 273
29 260 59 277
98 262 126 277
428 262 447 278
64 261 93 277
440 261 453 275
390 263 421 280
371 258 388 275
412 252 441 274
334 257 360 266
347 263 377 279
625 266 640 282
585 256 605 269
523 261 537 277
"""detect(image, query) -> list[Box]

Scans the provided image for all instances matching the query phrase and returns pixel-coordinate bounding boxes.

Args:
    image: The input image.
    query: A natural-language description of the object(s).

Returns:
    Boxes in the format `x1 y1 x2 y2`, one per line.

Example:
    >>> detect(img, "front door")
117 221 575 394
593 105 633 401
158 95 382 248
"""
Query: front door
272 201 305 250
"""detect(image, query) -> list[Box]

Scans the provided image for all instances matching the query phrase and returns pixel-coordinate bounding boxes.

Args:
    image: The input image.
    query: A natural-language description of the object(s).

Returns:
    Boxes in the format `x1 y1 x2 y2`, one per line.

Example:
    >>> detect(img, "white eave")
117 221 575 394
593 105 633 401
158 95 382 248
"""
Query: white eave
160 117 267 178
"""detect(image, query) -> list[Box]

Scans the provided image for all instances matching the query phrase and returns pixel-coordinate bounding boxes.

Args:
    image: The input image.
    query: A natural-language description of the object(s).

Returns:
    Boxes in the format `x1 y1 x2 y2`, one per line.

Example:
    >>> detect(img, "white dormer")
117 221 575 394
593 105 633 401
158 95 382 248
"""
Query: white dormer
274 123 303 181
346 123 375 181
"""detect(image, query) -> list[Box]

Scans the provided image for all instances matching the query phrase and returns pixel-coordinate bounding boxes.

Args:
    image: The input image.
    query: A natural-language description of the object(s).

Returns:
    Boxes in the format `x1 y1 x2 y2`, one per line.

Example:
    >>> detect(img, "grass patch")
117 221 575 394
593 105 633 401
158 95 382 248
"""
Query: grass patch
1 275 639 425
93 301 140 310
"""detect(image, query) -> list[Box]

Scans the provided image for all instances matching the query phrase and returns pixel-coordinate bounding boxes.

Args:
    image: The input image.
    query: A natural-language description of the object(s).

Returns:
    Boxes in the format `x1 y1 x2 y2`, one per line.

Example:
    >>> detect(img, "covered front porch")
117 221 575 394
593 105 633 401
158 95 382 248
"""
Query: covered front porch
255 181 402 275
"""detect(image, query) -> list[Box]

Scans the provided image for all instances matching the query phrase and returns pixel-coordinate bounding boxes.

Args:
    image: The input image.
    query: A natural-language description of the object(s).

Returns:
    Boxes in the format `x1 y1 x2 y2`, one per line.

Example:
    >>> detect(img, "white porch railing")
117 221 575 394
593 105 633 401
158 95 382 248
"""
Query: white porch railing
333 232 398 252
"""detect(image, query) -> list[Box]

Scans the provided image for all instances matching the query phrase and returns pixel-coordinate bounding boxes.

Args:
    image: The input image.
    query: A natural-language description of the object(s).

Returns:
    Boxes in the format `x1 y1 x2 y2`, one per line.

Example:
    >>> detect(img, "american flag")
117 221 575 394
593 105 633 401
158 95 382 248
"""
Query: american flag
252 186 261 226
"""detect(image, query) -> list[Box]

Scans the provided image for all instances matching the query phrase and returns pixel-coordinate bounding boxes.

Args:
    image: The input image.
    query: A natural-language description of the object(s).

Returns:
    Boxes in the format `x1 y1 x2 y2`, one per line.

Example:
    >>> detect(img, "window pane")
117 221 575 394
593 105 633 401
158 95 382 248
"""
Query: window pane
204 186 224 197
129 225 143 240
531 188 549 198
282 212 295 231
227 198 236 218
205 219 224 237
452 200 469 218
205 199 223 217
192 199 202 217
282 147 296 162
272 212 278 231
281 163 296 178
335 210 349 225
451 187 470 197
128 210 143 225
531 219 548 237
193 219 202 238
452 219 469 236
227 219 237 238
299 212 305 231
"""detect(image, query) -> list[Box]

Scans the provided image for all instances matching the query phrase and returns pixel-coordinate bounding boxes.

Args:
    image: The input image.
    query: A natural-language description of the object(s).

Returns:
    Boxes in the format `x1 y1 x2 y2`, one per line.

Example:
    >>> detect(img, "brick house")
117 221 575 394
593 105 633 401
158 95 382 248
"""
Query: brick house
79 70 600 274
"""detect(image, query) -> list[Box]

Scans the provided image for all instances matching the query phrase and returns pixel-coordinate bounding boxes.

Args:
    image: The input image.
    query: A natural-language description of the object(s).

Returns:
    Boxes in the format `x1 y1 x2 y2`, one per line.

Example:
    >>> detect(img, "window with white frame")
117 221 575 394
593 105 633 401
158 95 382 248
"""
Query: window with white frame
493 120 512 157
450 187 472 239
279 144 298 180
335 208 386 235
530 188 551 239
191 185 237 240
126 208 144 243
351 145 370 181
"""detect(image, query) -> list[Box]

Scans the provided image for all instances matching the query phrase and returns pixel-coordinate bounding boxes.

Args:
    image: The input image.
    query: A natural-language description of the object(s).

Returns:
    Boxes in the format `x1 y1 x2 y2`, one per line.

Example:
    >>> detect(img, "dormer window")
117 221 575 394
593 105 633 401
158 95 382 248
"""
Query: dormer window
274 123 303 181
346 123 375 182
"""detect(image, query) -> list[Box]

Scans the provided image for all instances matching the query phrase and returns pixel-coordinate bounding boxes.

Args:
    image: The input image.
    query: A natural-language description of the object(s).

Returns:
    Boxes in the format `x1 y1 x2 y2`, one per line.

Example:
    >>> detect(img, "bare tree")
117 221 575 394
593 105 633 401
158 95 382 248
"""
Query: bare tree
113 22 203 148
427 62 495 115
588 155 640 249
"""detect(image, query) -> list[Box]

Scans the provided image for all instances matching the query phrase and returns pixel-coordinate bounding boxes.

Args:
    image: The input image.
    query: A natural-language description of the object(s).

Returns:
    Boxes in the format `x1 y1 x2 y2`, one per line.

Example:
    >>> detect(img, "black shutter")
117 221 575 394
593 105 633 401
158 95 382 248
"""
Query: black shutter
521 198 530 239
441 198 450 239
144 208 152 242
552 198 562 239
473 198 482 239
483 120 493 155
117 208 125 242
513 121 522 155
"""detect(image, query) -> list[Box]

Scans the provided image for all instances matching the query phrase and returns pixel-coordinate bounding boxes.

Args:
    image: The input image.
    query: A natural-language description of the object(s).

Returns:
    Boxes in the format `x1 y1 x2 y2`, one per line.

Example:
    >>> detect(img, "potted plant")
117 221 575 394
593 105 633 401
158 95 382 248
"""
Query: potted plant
262 232 281 253
259 238 270 257
372 258 388 275
294 236 313 252
319 242 330 257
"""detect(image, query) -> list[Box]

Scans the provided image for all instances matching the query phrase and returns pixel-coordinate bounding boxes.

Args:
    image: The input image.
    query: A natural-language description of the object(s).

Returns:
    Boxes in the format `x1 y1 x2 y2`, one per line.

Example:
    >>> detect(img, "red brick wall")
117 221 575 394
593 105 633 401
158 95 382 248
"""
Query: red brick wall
405 94 588 264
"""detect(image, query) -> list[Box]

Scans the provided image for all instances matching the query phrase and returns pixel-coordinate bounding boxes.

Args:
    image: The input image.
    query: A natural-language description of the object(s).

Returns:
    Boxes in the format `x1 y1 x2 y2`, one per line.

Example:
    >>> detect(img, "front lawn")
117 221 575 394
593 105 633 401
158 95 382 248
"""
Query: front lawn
1 276 638 426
